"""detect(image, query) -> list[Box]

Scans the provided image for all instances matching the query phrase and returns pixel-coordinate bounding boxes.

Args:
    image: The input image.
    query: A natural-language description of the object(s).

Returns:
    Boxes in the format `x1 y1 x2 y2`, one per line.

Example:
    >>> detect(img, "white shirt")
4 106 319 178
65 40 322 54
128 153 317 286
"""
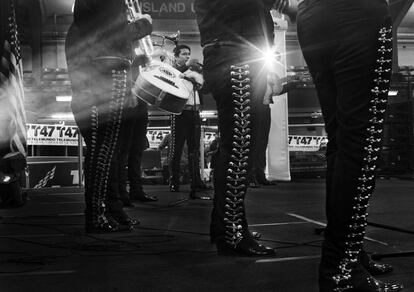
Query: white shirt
182 70 204 106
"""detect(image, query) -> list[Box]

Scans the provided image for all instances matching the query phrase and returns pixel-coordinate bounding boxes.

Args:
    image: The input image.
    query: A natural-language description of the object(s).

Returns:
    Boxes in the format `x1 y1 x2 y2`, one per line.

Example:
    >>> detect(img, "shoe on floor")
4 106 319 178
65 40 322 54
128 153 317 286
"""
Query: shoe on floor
135 194 158 202
216 234 275 257
107 210 139 227
319 265 403 292
130 190 158 202
360 250 393 276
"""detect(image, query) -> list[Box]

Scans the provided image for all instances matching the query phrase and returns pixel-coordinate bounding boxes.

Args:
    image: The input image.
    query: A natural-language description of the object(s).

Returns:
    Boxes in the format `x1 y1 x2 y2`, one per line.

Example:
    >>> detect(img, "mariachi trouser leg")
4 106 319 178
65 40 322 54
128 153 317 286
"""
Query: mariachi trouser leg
169 112 188 188
254 104 271 182
203 45 269 248
70 57 129 231
100 62 128 221
186 110 203 190
297 0 393 290
127 105 149 197
118 106 135 202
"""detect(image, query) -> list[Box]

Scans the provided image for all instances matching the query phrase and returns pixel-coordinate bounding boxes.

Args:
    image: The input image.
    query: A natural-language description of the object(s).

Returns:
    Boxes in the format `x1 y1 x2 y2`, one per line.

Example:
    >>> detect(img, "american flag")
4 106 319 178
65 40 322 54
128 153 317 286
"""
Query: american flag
0 0 27 157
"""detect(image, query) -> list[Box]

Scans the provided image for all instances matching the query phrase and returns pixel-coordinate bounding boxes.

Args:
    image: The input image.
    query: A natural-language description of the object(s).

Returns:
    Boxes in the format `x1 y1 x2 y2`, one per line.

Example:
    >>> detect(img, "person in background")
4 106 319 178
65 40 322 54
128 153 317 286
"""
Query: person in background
286 0 404 290
168 45 209 195
117 60 158 207
158 132 171 184
194 0 285 256
65 0 152 233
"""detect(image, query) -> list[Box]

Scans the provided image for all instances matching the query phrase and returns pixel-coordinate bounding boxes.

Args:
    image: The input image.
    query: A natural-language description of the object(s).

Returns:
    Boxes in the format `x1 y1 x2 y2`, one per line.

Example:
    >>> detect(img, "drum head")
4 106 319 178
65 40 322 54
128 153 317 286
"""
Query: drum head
139 60 190 100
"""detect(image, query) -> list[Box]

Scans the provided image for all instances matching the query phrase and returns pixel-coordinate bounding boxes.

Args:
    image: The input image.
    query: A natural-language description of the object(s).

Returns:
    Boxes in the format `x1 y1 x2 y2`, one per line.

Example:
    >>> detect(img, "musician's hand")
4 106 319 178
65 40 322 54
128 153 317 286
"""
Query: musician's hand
264 72 283 104
141 14 153 24
273 0 289 12
131 14 153 40
268 72 283 95
182 70 204 88
263 87 274 105
273 0 298 22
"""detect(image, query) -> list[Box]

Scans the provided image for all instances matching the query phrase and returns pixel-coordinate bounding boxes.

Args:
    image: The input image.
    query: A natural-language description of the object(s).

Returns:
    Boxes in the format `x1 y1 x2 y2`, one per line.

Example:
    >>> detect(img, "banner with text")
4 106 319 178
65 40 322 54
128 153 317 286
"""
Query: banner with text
288 135 328 152
146 128 217 149
139 0 196 19
27 123 81 146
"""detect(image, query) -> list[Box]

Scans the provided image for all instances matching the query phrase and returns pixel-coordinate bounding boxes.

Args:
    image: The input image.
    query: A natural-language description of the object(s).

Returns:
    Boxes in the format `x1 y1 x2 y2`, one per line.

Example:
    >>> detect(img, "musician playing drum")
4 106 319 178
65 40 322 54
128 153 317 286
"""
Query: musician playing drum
65 0 152 233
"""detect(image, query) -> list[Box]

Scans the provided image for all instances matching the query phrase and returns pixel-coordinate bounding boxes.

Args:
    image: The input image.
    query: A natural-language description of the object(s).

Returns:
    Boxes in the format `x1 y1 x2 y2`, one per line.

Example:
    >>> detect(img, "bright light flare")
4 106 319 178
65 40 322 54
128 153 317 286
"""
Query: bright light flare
262 47 283 72
263 48 276 67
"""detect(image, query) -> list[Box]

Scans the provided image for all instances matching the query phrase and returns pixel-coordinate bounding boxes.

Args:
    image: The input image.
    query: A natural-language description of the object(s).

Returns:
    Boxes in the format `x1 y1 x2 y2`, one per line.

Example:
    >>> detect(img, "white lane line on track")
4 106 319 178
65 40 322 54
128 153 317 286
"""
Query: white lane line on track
286 213 388 246
249 221 308 227
256 255 320 263
286 213 326 227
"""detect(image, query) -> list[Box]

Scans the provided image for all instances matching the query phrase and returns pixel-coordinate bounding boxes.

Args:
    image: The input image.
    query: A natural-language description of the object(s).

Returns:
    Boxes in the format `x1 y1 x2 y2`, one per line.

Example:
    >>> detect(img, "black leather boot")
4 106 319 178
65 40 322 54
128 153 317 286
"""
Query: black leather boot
169 176 180 192
107 209 139 227
319 263 403 292
360 250 393 276
130 190 158 202
320 275 403 292
85 209 120 233
216 232 275 257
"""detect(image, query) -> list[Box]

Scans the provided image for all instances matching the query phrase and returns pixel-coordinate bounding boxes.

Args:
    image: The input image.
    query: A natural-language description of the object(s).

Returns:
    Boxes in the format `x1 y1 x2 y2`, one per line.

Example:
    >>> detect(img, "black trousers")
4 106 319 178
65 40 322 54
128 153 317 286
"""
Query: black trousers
297 0 392 289
252 104 271 181
118 102 149 198
169 109 202 188
203 45 267 244
68 57 130 228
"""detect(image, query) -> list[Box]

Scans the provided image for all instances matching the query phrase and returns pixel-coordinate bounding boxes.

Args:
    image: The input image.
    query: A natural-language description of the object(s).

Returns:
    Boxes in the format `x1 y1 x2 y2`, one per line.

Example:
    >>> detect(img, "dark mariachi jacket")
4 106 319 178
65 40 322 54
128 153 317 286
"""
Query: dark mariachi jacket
194 0 275 48
66 0 152 65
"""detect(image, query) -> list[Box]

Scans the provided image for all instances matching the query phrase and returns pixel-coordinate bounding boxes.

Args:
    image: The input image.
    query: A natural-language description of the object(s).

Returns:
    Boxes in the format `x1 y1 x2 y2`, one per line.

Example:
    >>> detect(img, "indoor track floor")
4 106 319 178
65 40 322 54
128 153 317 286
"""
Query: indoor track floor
1 178 414 292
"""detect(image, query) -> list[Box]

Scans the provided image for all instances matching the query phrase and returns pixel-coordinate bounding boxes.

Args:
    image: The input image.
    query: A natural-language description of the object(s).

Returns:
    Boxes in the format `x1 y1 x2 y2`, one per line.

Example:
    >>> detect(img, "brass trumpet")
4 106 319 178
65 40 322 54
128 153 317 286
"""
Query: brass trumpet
125 0 154 56
151 31 181 47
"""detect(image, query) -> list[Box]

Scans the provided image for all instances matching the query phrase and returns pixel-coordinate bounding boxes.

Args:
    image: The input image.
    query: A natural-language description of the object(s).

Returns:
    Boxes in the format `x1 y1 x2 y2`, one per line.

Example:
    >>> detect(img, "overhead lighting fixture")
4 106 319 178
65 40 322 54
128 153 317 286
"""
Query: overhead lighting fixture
388 90 398 96
56 95 72 102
